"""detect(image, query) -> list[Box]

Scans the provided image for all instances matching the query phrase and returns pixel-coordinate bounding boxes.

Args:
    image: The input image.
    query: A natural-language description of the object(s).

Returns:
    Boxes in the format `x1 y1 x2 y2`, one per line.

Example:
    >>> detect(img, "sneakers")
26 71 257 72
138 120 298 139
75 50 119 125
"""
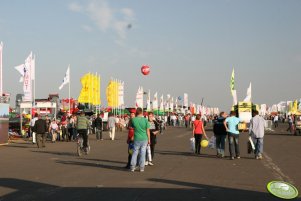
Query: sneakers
148 161 154 166
236 156 241 159
217 154 224 158
255 155 263 160
130 167 144 172
145 161 149 166
230 157 235 160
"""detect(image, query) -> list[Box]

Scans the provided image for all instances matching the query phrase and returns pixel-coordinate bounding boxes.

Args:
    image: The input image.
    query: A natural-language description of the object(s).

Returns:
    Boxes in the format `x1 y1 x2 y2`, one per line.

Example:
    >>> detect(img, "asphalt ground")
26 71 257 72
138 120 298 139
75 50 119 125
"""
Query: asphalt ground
0 123 300 201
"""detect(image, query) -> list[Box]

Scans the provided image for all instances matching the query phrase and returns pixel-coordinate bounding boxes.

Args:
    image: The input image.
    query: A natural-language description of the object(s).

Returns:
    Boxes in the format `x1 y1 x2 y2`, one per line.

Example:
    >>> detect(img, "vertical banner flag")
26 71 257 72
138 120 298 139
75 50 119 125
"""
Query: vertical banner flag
166 94 171 110
98 75 101 105
106 79 119 107
169 97 174 111
243 82 252 102
146 90 151 111
14 52 35 83
78 73 90 103
23 52 32 101
0 42 3 95
106 80 113 107
118 81 124 108
14 64 26 82
230 68 235 92
153 92 158 110
230 68 237 105
184 93 188 108
25 52 34 81
159 94 164 111
135 86 143 108
59 66 70 90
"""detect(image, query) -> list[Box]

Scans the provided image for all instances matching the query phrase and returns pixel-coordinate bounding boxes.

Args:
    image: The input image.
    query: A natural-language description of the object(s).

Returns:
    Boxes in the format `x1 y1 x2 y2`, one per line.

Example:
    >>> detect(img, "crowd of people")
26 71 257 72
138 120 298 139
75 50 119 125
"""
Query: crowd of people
27 107 299 173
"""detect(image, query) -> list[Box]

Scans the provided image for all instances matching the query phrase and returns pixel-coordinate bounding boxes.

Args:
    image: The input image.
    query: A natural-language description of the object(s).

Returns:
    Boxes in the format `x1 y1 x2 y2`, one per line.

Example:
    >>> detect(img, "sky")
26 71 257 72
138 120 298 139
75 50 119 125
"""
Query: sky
0 0 301 111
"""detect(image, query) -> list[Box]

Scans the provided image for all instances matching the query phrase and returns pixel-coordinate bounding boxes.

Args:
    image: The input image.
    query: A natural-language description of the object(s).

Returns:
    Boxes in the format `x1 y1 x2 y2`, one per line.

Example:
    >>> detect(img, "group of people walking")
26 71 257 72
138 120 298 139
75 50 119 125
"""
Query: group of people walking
30 111 91 149
211 110 265 160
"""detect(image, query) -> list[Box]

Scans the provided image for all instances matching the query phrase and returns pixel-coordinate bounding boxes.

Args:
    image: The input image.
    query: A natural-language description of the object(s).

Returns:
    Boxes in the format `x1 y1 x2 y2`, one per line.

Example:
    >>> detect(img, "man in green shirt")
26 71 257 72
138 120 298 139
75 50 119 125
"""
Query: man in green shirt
130 107 150 172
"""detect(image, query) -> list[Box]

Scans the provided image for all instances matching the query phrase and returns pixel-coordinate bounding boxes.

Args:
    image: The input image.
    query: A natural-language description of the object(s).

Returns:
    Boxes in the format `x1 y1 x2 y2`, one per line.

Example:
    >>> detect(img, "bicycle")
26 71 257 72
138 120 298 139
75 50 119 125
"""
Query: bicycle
77 133 90 156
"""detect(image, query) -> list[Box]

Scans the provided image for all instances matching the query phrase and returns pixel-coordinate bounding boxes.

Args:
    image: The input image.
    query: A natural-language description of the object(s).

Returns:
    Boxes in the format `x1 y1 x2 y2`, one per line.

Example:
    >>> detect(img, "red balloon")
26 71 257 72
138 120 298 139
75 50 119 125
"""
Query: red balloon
141 65 150 75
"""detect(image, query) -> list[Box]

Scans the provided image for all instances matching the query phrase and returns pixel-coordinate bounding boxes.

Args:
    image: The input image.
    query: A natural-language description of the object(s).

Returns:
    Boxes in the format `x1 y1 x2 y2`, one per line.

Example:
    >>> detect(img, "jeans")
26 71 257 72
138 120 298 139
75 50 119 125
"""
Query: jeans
77 129 88 148
253 137 264 157
130 140 148 171
61 126 68 141
95 128 102 140
216 135 226 156
228 133 240 157
274 121 278 128
194 134 203 154
68 128 74 141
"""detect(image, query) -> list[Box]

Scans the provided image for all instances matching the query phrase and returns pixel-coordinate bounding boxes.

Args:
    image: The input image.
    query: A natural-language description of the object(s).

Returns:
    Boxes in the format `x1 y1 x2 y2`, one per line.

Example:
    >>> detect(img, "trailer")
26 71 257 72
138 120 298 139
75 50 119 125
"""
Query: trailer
232 101 258 131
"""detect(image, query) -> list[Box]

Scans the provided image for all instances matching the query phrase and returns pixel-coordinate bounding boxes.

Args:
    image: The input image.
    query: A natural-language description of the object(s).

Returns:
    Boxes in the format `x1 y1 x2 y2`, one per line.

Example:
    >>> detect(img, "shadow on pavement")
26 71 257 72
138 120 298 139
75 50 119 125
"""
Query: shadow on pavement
82 158 126 165
31 150 77 157
4 145 32 149
55 160 126 172
156 150 196 157
0 178 282 201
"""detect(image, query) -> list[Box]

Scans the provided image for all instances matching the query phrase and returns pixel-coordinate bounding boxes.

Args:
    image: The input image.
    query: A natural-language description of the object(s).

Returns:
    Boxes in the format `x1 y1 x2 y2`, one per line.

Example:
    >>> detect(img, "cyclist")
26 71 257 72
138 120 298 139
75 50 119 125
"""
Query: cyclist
76 111 90 152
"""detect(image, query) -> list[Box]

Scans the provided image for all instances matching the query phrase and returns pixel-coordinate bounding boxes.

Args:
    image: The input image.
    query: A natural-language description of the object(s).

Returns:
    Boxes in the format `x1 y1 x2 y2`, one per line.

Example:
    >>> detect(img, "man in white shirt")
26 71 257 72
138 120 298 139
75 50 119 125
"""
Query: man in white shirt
249 111 265 160
107 114 116 140
30 113 39 144
273 115 279 128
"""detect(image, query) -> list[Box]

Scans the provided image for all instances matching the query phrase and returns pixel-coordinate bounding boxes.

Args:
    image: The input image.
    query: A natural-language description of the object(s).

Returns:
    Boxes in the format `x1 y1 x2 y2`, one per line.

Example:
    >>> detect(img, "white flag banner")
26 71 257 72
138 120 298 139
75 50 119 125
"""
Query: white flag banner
153 92 158 110
15 52 35 83
159 94 164 111
146 90 151 111
184 93 188 108
166 94 171 110
196 105 201 114
170 97 174 111
31 55 35 81
118 81 124 107
232 90 238 105
25 52 34 81
59 66 70 90
23 61 32 101
0 42 3 94
15 64 25 82
175 98 178 110
135 86 143 108
243 82 252 102
260 104 267 116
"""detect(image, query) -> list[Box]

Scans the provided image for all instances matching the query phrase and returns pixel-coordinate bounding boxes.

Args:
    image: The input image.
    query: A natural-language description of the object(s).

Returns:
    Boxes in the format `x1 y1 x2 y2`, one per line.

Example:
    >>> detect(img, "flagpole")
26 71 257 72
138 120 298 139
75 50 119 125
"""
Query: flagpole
69 65 71 115
33 54 36 112
99 74 101 115
0 42 3 96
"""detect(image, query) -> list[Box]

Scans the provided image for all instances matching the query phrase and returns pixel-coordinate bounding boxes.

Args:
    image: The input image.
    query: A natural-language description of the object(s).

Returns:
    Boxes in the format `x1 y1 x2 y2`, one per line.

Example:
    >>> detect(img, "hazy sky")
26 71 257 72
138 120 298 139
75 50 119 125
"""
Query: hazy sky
1 0 301 111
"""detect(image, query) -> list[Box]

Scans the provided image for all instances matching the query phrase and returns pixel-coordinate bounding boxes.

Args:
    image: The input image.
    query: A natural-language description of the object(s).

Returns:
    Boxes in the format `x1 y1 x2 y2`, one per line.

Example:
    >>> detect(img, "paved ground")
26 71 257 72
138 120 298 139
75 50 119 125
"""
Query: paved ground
0 123 300 201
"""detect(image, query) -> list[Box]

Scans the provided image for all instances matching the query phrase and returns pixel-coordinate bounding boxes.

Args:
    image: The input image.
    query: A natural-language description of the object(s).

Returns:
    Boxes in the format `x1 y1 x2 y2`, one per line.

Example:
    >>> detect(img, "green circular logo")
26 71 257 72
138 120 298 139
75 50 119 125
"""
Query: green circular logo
267 181 299 199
